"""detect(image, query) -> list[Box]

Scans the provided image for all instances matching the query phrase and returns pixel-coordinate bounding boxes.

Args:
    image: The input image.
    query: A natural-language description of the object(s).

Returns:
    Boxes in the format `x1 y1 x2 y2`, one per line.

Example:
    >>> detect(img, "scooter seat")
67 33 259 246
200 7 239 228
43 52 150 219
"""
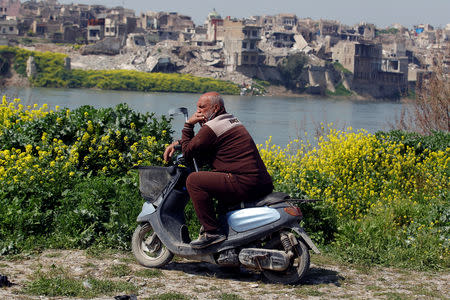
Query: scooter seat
251 192 291 207
226 192 290 212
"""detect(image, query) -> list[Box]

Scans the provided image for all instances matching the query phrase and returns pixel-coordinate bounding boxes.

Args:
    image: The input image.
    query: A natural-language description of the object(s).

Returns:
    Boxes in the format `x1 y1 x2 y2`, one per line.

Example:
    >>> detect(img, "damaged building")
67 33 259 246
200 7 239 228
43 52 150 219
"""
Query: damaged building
221 18 262 71
332 40 408 98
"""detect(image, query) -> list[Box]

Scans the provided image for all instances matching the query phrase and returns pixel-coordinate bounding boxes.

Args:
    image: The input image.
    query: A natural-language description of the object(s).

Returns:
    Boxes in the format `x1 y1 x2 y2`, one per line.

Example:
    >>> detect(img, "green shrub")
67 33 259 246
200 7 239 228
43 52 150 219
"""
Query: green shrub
0 98 171 253
51 175 141 249
332 62 352 75
259 128 449 269
376 130 450 154
277 52 309 90
0 56 9 74
332 198 449 269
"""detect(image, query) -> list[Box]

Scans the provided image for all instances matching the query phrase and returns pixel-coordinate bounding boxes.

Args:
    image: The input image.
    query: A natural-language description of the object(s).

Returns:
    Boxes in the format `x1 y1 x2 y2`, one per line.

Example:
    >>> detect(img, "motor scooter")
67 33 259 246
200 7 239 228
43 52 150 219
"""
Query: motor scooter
131 107 320 284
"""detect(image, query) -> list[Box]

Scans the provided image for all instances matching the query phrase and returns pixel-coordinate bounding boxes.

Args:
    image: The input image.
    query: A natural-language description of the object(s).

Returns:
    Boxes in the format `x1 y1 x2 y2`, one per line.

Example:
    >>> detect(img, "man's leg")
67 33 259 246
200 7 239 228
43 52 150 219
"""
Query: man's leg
186 171 241 248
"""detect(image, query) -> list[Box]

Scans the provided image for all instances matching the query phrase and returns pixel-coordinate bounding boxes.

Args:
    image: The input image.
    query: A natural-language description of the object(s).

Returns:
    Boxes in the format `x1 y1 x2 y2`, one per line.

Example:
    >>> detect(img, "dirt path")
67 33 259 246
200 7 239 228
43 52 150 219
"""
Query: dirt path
0 249 448 299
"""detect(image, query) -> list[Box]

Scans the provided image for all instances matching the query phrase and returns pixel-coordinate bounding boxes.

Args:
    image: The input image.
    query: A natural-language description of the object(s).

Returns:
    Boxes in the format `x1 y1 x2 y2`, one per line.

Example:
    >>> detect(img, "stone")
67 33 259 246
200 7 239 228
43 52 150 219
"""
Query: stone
26 56 36 78
0 275 12 287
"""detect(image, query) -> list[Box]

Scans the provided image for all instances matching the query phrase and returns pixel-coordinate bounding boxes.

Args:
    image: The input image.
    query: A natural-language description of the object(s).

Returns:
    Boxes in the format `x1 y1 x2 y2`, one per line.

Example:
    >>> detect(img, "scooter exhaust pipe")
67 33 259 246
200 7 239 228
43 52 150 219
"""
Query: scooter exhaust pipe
238 248 291 271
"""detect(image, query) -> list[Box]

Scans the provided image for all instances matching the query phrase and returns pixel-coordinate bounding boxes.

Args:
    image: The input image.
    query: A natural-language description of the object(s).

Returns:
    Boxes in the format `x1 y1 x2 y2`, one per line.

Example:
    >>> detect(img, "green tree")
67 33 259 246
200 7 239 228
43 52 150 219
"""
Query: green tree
277 52 309 90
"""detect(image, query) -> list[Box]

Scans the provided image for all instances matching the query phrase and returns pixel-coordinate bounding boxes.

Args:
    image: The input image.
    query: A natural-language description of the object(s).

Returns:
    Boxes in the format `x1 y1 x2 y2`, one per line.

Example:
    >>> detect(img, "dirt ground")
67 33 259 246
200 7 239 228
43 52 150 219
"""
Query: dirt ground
0 249 448 300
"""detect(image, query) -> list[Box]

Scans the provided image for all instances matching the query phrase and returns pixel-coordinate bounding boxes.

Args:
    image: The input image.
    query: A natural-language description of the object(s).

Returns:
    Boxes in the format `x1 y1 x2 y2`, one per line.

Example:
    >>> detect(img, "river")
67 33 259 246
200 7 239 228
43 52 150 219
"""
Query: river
2 87 403 146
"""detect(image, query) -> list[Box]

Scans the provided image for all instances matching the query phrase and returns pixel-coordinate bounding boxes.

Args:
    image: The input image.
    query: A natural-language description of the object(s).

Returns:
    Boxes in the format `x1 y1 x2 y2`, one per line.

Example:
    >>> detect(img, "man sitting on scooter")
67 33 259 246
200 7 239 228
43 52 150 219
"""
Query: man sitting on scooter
164 92 274 249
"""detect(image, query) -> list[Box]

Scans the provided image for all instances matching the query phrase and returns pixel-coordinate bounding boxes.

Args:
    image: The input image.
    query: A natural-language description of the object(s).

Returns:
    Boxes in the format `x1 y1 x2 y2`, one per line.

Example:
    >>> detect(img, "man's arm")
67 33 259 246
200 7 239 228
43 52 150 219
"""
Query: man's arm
163 140 180 162
180 123 216 163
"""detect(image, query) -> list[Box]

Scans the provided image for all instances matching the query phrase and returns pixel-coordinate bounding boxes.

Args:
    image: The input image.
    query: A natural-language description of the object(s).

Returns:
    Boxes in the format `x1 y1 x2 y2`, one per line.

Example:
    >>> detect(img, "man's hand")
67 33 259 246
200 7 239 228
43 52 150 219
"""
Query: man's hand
164 141 179 162
187 112 207 126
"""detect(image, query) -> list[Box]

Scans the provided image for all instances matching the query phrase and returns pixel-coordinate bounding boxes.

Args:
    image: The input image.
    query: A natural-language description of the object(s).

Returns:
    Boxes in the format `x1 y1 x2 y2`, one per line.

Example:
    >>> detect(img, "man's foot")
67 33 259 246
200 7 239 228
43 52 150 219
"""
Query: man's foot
190 232 226 249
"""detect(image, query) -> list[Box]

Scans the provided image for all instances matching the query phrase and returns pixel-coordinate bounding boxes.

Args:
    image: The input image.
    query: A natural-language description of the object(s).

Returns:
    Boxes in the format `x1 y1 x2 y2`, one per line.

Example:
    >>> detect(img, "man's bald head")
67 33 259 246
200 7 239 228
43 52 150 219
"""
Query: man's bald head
199 92 224 109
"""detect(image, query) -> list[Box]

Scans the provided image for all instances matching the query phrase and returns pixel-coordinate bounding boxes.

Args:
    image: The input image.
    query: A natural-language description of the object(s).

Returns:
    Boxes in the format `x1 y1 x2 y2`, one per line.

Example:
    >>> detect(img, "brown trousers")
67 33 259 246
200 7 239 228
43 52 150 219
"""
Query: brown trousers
186 171 273 232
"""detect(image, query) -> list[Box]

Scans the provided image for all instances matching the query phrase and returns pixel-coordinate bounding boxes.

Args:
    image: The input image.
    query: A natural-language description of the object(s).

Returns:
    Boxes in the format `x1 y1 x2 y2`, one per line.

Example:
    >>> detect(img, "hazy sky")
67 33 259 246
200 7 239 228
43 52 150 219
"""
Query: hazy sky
59 0 450 28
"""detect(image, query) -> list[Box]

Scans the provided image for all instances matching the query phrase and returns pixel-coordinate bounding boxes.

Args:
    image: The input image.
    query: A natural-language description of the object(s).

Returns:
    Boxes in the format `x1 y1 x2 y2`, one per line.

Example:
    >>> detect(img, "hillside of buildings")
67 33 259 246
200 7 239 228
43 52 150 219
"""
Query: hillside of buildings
0 0 449 99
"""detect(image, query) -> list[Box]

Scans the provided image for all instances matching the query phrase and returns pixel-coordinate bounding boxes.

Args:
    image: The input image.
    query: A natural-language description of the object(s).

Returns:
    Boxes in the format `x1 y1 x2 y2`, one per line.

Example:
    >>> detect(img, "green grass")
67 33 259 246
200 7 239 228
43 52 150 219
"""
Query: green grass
295 285 326 297
365 284 383 291
82 262 96 268
107 264 131 277
333 62 352 75
218 293 245 300
44 252 63 258
85 247 121 259
135 268 164 278
2 253 35 261
23 266 137 297
373 292 411 300
409 283 447 299
119 255 137 264
145 292 190 300
326 83 352 96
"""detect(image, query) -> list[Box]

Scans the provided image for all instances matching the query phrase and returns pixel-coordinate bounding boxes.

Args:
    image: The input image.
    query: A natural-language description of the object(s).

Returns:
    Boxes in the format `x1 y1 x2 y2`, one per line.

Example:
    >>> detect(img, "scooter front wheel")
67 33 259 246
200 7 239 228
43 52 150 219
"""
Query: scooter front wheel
132 223 174 268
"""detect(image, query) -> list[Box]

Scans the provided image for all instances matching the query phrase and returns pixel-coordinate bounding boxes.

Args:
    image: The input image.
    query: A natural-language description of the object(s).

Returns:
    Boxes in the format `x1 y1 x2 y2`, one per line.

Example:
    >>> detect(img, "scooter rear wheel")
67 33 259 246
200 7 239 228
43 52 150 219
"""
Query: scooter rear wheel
132 223 174 268
262 234 310 284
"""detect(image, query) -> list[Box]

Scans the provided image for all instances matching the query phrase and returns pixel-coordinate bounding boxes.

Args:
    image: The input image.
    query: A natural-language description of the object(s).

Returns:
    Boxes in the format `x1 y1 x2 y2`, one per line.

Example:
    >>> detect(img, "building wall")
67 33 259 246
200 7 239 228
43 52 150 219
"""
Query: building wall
87 19 104 42
104 18 117 37
0 18 18 35
206 18 223 42
353 43 382 81
332 41 407 98
222 19 261 69
331 41 356 72
266 32 295 48
0 0 20 17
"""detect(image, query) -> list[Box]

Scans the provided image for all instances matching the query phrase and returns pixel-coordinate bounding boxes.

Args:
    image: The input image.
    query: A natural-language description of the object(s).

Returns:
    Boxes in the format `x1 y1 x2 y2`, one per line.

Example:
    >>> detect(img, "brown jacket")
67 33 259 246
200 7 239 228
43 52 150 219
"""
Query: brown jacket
180 113 273 189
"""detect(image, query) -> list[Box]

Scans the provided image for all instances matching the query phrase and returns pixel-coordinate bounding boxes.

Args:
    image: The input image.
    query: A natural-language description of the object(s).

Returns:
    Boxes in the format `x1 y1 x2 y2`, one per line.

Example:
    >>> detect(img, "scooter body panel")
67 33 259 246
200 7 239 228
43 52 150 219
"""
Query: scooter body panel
136 201 156 223
227 207 280 232
145 189 300 258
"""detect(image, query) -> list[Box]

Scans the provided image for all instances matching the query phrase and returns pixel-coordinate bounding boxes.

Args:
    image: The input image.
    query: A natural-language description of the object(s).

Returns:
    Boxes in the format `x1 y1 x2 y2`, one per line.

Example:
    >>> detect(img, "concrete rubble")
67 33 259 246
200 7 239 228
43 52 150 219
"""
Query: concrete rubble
70 40 257 87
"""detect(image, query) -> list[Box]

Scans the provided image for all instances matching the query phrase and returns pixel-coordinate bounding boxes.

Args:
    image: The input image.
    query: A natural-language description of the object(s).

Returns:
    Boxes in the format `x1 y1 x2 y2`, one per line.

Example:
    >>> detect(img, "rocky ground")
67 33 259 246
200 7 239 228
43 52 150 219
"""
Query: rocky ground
0 249 448 300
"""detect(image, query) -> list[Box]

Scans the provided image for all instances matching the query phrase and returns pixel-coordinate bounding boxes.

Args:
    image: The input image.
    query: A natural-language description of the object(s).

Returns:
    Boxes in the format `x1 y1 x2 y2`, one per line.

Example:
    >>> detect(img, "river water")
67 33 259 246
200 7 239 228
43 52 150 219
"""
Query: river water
2 87 403 146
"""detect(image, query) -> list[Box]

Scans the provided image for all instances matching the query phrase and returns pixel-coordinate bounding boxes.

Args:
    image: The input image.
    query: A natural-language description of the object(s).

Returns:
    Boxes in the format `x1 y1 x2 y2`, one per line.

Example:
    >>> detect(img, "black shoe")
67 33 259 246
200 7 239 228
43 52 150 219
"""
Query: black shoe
190 232 226 249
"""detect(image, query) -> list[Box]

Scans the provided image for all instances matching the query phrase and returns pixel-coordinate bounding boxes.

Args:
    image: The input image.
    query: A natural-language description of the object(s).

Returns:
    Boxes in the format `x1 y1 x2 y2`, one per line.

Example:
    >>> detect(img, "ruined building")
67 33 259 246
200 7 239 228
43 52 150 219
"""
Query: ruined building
221 18 262 71
138 11 194 43
205 9 224 43
140 11 194 32
0 0 20 17
0 0 20 37
332 40 408 98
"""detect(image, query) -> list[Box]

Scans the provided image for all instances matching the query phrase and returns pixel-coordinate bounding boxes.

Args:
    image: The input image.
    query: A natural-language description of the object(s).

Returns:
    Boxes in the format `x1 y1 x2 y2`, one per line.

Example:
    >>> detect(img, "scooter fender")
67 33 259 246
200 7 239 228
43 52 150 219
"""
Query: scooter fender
292 226 321 254
136 201 156 223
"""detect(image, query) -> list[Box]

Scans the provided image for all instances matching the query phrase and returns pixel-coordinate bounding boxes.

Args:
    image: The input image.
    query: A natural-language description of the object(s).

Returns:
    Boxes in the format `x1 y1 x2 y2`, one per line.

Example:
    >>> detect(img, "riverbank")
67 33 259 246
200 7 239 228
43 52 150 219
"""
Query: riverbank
1 249 448 299
264 84 374 101
1 44 407 100
0 46 241 95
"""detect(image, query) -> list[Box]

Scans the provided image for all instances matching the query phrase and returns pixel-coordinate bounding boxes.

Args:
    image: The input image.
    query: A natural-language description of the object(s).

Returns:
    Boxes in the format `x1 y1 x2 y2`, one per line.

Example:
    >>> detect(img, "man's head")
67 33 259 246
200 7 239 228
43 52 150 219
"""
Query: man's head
196 92 225 124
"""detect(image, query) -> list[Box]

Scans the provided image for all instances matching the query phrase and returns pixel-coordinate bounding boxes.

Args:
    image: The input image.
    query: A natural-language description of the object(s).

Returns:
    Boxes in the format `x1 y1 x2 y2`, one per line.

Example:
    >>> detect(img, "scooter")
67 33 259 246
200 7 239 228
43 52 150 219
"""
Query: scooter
131 107 320 284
